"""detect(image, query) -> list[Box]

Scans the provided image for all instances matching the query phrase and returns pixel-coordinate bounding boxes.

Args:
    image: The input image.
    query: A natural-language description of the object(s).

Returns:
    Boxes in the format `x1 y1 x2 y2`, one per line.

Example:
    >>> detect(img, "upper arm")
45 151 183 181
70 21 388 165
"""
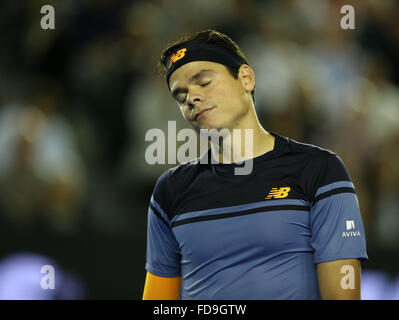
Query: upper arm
317 258 361 300
309 155 367 299
142 271 181 300
309 155 368 263
146 173 181 278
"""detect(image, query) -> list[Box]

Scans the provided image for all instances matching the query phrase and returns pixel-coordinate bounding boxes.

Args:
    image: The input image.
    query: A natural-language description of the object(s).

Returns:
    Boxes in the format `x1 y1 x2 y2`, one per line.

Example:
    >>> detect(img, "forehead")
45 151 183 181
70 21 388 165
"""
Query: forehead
168 61 227 90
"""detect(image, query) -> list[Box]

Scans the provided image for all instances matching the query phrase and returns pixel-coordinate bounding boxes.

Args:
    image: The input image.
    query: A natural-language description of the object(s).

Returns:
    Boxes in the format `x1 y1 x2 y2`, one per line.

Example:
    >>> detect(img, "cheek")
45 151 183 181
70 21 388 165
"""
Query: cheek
181 107 191 120
176 104 187 118
180 106 198 128
212 79 242 104
212 82 230 99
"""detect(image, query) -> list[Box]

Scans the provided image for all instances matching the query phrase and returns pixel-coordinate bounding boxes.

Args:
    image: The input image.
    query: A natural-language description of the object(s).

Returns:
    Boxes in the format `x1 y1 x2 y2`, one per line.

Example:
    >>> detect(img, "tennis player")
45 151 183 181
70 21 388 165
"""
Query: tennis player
142 30 368 300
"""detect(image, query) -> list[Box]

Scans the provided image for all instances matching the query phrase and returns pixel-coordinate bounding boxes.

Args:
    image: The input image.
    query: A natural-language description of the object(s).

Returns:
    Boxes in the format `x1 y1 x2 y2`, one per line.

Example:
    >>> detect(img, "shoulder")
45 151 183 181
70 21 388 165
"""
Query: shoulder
281 135 346 170
284 135 335 158
155 157 201 190
276 133 352 200
151 157 203 217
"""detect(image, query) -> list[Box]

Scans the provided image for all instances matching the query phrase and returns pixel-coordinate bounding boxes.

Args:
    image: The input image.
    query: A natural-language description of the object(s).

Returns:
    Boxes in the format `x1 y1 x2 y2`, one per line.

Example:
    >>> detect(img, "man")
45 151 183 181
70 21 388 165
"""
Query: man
142 30 368 300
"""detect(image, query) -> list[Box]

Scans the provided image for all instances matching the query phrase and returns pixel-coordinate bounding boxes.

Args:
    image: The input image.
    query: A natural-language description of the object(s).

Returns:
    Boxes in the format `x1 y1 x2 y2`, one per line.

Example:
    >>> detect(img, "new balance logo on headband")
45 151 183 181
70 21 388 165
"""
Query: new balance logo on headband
168 48 187 69
165 44 246 89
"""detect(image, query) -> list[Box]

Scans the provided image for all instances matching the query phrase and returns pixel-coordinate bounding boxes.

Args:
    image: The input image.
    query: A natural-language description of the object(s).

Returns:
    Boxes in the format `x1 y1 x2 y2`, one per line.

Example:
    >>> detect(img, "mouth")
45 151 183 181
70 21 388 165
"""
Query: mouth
195 107 215 121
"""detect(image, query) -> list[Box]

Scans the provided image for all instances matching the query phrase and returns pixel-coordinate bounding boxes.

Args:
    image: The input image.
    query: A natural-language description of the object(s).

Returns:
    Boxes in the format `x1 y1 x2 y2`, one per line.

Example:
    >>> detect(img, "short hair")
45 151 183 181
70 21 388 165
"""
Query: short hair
157 29 255 104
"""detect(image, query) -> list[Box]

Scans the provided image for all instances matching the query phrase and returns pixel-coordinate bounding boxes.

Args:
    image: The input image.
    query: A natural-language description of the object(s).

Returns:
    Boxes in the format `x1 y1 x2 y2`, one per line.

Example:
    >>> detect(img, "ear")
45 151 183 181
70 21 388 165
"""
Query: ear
238 64 255 93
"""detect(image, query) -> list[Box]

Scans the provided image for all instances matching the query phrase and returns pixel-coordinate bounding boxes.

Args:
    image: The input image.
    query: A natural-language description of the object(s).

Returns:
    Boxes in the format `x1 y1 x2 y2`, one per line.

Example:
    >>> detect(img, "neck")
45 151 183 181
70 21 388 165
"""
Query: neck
209 113 275 164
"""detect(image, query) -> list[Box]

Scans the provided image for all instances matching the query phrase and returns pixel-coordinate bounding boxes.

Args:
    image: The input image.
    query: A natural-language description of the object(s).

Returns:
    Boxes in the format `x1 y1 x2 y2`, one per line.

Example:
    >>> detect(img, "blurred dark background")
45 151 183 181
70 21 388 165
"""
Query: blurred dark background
0 0 398 299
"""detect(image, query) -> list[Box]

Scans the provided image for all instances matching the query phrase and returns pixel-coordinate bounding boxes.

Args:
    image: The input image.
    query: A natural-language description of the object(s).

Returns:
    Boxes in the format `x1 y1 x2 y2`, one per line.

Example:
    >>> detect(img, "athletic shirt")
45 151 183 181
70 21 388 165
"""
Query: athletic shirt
145 131 368 299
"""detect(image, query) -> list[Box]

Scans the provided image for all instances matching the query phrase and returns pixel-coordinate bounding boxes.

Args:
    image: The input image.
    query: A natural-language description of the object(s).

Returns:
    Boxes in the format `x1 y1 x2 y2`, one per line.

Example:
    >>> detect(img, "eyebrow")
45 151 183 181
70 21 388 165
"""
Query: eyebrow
171 69 215 99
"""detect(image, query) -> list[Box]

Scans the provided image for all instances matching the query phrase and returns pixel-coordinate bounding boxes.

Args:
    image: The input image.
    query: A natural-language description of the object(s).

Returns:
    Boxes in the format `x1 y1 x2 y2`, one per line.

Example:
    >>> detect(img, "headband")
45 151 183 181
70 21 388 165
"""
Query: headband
165 44 246 89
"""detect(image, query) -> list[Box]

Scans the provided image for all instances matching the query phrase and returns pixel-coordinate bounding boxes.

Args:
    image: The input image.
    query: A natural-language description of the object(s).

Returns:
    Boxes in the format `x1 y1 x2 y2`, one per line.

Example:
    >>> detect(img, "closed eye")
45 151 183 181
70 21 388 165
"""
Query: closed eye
177 95 187 104
175 80 212 104
200 80 212 87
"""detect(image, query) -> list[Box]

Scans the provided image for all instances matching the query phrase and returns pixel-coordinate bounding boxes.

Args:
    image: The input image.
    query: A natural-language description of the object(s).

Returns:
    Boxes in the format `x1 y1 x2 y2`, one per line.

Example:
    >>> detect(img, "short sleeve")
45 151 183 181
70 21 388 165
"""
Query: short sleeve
145 171 181 277
309 154 368 264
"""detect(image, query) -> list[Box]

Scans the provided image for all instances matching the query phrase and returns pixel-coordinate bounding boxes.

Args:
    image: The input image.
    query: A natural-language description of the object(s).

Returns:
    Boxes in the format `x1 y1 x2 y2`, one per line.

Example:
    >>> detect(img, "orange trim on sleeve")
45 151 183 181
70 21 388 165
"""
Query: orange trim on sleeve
142 271 181 300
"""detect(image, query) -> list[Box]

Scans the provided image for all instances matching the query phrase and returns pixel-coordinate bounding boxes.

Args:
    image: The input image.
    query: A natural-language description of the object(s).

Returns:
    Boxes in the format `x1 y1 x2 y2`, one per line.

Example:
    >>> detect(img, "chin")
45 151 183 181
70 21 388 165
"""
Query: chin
199 121 220 132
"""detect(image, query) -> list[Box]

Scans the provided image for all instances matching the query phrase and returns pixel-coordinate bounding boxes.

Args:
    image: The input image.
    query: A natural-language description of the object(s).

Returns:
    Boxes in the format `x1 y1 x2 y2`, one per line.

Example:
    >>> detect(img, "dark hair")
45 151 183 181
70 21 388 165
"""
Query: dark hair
157 29 255 104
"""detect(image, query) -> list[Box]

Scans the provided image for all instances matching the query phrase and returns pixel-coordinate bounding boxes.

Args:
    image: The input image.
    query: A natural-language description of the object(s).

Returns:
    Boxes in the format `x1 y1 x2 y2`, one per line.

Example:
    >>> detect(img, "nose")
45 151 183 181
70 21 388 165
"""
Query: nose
186 90 203 110
187 99 200 110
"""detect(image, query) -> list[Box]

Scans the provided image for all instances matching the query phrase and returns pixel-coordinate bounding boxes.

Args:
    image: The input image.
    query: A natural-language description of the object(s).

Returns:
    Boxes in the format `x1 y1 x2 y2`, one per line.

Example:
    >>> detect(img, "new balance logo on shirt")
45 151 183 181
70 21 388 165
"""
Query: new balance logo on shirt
265 187 291 199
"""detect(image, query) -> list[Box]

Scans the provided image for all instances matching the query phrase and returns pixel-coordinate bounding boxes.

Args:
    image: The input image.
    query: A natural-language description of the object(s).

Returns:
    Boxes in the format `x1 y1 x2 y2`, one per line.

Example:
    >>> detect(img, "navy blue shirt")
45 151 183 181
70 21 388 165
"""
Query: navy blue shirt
145 132 368 299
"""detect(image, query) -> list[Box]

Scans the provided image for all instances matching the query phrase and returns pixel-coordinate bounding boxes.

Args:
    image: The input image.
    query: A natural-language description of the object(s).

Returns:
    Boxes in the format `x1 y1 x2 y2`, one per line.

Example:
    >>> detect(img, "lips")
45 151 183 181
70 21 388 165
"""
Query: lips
195 107 215 121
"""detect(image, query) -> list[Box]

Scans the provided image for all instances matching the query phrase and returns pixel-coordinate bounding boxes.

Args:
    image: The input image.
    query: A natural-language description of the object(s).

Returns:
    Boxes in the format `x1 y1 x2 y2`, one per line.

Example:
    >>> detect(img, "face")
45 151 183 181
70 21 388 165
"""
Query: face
168 61 254 132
